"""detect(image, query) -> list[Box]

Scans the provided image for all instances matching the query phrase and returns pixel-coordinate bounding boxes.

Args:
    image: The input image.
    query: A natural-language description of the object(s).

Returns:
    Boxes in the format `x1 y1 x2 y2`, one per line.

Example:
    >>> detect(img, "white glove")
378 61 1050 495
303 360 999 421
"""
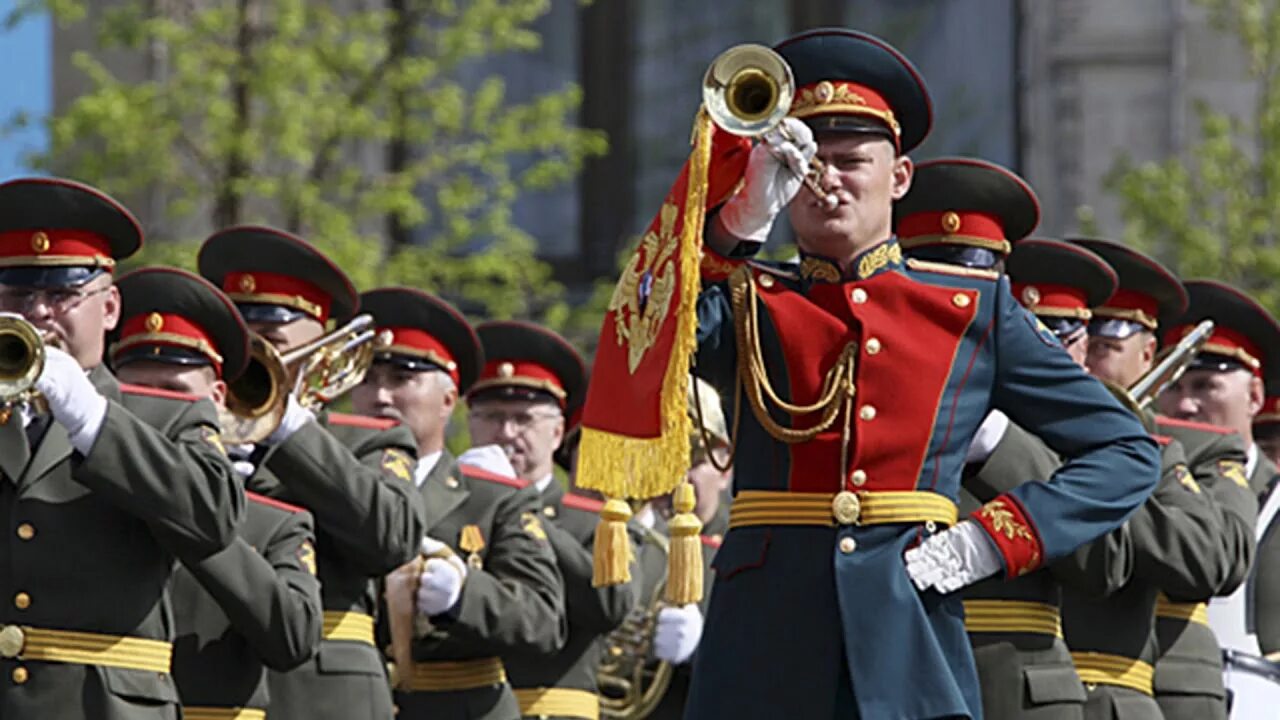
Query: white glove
264 394 315 446
34 347 107 454
653 604 704 664
416 537 467 617
964 410 1010 465
718 117 818 243
904 521 1003 594
457 444 517 479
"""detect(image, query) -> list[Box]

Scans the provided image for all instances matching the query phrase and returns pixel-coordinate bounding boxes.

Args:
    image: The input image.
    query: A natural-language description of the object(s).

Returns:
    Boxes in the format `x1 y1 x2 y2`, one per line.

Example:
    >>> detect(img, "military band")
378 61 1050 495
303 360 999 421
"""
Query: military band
8 20 1280 720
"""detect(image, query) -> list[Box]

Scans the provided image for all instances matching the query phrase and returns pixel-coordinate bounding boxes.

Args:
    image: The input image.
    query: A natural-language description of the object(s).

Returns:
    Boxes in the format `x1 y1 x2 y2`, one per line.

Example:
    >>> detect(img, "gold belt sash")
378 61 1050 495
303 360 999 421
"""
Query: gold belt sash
513 687 600 720
963 600 1063 638
729 489 958 529
322 610 375 646
183 708 267 720
405 657 507 692
0 624 171 673
1071 652 1155 696
1154 595 1209 626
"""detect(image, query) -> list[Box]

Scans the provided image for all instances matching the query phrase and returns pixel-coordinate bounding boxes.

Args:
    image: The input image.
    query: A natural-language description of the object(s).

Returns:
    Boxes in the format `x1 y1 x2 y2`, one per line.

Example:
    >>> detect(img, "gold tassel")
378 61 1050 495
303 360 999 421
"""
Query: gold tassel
664 482 704 605
592 498 634 587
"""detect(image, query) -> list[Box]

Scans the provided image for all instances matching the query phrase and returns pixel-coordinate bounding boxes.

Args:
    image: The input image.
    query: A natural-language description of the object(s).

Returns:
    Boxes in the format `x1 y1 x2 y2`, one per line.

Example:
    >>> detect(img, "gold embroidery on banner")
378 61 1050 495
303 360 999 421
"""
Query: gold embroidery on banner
800 257 841 283
856 242 902 280
609 201 680 373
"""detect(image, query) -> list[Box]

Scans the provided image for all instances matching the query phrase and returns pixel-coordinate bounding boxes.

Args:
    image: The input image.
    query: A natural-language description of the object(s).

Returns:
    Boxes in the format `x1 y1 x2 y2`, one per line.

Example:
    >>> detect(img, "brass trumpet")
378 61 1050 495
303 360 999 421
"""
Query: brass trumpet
702 43 839 210
220 314 384 444
0 312 46 407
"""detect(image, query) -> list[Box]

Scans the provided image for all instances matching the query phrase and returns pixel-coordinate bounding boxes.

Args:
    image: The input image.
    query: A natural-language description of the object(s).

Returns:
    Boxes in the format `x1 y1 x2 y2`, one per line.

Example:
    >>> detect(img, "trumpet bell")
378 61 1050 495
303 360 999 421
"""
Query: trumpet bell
220 334 290 445
702 43 795 137
0 313 45 402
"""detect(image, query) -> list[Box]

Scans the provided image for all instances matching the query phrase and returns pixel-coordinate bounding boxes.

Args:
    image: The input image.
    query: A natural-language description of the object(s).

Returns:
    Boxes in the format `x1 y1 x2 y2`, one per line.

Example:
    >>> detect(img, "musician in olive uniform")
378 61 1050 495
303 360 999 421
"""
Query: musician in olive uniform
1008 243 1227 720
198 228 426 720
1256 385 1280 469
1073 240 1256 720
1159 282 1280 716
468 321 635 720
352 288 565 720
0 178 243 718
897 162 1092 720
111 266 323 720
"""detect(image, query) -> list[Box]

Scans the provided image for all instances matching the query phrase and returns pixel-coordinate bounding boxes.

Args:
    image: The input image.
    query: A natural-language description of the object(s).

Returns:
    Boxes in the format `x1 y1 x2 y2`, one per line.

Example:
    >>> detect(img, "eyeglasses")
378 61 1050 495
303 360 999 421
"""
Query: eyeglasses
471 408 562 431
0 285 110 314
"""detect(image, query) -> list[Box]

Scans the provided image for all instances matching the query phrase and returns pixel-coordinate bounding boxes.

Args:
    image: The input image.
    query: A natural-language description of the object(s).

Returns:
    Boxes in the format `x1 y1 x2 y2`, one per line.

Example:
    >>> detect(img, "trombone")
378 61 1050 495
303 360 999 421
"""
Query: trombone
219 314 385 444
702 43 839 210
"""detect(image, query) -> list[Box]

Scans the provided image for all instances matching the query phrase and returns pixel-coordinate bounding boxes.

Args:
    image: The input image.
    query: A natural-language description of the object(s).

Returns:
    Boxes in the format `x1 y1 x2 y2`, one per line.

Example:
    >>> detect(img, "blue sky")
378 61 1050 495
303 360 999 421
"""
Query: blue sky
0 1 50 179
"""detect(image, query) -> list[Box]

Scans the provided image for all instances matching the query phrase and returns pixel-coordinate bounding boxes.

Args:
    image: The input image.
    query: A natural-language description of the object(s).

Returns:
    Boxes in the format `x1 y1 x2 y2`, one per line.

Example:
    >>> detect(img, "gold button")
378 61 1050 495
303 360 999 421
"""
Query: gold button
0 626 25 658
758 274 775 289
865 338 881 355
839 537 856 554
851 288 868 304
15 524 33 541
850 470 867 487
11 666 27 684
831 491 862 525
925 521 938 534
953 293 971 308
542 505 557 518
859 405 877 421
445 476 459 489
13 593 29 610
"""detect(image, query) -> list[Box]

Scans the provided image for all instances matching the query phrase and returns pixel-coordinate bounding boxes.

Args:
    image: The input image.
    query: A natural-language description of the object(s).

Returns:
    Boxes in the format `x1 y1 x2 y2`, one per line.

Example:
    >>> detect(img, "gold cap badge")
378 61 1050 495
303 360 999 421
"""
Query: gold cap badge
145 312 164 332
30 231 50 254
239 274 256 293
941 211 962 234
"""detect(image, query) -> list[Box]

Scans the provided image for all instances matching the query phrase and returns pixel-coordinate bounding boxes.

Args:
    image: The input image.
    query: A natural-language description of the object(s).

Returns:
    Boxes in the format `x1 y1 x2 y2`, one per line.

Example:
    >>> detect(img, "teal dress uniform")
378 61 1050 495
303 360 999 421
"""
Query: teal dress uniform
355 288 566 720
198 227 428 720
0 177 243 719
898 160 1088 720
111 266 325 719
469 321 636 720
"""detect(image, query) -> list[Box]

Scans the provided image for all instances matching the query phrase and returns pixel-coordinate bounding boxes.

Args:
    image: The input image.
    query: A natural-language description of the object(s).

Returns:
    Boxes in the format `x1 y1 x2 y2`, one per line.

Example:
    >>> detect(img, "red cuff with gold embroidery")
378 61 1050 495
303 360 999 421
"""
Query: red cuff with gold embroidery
970 495 1044 578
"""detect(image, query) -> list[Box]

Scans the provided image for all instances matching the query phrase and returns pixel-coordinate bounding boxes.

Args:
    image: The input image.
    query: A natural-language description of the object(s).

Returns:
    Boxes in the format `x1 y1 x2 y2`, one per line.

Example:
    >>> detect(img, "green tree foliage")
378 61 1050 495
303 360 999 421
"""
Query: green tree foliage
1105 0 1280 313
5 0 608 325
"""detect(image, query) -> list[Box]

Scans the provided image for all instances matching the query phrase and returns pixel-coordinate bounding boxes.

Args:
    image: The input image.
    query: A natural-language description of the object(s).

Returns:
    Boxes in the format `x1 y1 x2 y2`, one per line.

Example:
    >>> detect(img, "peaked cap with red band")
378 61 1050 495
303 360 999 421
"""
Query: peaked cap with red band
894 157 1040 255
111 267 250 381
0 177 143 287
1007 239 1118 319
469 321 586 413
1069 238 1187 333
775 28 933 153
1164 281 1280 378
359 287 481 392
197 226 358 325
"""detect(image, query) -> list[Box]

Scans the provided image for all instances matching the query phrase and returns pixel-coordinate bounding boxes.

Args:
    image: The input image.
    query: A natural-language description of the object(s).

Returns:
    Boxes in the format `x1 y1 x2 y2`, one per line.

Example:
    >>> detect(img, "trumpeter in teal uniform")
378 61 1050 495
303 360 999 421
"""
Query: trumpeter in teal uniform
111 267 324 720
1072 239 1256 720
198 227 426 720
577 28 1161 720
